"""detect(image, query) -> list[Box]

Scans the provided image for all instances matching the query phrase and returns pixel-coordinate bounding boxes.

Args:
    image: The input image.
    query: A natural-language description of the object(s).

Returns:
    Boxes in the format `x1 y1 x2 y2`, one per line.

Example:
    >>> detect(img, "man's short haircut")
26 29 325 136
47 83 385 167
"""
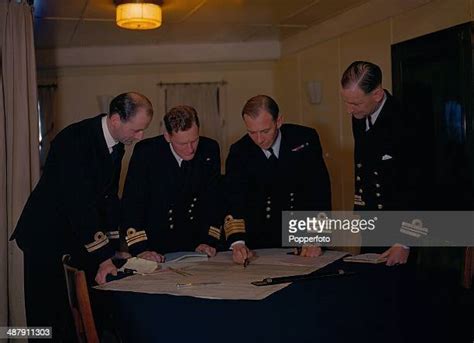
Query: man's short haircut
341 61 382 94
109 92 153 121
164 105 200 134
241 95 279 121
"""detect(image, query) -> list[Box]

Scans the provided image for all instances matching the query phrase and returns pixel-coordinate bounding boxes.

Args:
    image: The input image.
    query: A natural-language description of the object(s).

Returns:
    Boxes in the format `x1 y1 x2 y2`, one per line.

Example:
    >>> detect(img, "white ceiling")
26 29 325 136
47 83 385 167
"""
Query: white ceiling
34 0 370 49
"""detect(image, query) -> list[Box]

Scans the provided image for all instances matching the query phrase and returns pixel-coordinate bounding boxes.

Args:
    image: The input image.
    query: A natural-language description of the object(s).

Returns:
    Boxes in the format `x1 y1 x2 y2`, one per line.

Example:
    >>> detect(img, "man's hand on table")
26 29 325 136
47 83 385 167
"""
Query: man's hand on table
137 250 165 263
95 258 117 285
195 244 216 257
232 243 254 264
381 244 410 266
299 246 322 257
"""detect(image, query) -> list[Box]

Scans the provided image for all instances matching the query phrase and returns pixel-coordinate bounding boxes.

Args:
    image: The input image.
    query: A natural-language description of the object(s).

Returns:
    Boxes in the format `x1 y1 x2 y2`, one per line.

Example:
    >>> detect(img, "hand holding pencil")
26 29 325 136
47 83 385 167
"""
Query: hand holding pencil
231 243 254 266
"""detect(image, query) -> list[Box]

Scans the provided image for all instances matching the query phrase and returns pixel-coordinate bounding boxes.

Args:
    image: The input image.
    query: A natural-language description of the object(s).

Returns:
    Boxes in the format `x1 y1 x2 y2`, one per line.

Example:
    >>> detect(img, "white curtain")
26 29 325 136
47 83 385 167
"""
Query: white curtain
1 0 39 327
164 84 223 149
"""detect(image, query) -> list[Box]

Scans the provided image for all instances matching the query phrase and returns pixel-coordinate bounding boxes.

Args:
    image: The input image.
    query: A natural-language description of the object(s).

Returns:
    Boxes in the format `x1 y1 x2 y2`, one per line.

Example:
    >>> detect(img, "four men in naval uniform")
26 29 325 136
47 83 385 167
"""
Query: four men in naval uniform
12 61 417 338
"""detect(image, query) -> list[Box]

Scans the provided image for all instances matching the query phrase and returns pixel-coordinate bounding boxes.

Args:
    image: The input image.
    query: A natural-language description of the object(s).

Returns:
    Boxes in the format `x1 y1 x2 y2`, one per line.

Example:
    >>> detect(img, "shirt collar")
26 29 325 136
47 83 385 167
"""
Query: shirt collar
366 92 387 130
101 115 118 152
262 129 281 158
169 142 184 166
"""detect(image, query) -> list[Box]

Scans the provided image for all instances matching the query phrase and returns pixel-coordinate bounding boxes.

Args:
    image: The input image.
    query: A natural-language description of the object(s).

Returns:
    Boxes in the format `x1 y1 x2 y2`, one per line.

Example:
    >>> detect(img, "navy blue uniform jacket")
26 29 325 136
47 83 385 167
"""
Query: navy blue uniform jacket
121 135 222 254
11 114 122 265
224 124 331 248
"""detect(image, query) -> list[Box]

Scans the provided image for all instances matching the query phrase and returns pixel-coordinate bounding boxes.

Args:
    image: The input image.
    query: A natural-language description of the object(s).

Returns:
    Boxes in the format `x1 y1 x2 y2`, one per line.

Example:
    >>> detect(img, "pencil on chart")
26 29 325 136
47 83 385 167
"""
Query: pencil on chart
168 266 193 276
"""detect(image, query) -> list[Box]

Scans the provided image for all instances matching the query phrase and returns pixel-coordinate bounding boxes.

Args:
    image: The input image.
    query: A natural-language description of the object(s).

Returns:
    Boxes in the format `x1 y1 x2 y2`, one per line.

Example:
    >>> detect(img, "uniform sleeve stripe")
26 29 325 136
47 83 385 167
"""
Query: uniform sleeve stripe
126 232 148 247
208 226 221 240
224 218 245 239
84 231 110 253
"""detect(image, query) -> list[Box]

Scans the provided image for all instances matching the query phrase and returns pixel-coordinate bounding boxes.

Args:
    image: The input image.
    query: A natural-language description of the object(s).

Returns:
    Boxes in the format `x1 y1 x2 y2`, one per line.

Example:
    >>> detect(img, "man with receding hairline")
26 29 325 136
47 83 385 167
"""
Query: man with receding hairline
224 95 331 264
10 91 154 340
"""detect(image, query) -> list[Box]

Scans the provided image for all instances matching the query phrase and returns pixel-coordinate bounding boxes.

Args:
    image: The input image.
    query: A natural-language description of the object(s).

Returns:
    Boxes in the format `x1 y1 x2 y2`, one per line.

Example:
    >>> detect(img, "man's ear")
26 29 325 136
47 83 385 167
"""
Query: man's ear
276 115 283 129
109 113 121 128
164 131 171 143
110 113 120 124
372 86 385 102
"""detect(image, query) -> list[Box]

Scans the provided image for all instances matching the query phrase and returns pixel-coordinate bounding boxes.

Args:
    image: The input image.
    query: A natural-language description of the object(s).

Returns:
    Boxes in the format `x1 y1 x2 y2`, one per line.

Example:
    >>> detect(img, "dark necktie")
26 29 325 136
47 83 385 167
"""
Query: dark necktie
109 143 124 194
368 115 374 129
110 143 124 164
267 147 278 167
180 159 191 177
178 160 192 194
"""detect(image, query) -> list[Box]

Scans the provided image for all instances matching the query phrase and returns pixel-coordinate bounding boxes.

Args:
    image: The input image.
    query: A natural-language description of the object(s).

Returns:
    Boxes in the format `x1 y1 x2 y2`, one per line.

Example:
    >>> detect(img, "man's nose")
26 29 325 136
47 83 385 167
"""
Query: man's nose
346 104 355 114
187 143 195 153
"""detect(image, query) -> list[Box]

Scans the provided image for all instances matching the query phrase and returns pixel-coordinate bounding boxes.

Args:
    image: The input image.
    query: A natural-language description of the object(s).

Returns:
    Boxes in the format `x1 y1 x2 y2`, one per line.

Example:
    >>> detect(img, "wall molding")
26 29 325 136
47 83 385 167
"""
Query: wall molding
37 60 276 78
36 41 280 69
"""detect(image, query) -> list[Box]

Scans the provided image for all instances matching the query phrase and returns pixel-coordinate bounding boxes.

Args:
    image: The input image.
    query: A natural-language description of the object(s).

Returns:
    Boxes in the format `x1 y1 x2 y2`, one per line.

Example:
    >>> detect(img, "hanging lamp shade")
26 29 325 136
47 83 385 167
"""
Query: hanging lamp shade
116 2 162 30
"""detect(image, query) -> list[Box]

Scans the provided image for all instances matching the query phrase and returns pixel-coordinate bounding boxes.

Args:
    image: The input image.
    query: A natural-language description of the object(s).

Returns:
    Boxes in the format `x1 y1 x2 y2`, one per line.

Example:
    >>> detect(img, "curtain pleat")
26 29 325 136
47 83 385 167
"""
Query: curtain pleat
1 0 39 327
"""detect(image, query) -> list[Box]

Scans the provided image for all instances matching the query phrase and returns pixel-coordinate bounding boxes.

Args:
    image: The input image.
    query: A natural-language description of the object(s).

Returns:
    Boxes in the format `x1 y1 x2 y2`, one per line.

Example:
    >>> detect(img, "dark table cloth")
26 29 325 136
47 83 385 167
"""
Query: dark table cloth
95 260 471 343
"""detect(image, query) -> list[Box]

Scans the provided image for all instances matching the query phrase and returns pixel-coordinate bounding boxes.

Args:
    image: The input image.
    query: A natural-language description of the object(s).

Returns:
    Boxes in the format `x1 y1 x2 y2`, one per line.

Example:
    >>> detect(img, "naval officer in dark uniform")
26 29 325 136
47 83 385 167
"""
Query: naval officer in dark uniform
224 95 331 264
121 105 222 261
10 92 154 339
341 61 423 266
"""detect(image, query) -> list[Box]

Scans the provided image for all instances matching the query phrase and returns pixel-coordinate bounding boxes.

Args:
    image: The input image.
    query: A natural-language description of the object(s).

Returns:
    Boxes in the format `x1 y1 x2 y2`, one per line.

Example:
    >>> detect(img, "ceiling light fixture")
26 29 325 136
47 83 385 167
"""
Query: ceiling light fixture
115 0 162 30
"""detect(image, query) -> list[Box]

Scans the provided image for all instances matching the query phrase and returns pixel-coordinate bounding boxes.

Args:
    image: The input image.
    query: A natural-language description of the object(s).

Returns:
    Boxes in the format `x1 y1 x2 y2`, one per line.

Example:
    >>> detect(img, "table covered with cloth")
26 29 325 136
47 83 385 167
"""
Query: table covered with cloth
95 259 469 343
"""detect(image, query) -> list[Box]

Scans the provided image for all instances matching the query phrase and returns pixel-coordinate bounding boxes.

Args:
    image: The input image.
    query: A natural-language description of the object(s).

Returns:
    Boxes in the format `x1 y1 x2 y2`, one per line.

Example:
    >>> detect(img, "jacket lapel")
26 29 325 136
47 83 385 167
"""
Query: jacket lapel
91 115 115 188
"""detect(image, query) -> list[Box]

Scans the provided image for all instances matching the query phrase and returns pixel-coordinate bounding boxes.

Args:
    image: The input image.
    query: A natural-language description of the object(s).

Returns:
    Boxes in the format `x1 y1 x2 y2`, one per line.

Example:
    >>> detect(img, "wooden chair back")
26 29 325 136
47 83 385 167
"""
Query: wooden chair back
62 254 99 343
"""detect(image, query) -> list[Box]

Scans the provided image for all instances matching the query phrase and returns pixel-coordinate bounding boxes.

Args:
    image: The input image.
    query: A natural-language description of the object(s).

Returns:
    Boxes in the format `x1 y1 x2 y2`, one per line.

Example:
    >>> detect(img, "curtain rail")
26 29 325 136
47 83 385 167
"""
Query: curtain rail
157 81 227 87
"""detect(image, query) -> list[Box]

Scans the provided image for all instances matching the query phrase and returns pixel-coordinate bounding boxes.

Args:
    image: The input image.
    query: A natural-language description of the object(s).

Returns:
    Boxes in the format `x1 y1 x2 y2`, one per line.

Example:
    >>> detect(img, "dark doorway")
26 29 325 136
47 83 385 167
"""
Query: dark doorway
391 24 473 343
392 22 474 210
